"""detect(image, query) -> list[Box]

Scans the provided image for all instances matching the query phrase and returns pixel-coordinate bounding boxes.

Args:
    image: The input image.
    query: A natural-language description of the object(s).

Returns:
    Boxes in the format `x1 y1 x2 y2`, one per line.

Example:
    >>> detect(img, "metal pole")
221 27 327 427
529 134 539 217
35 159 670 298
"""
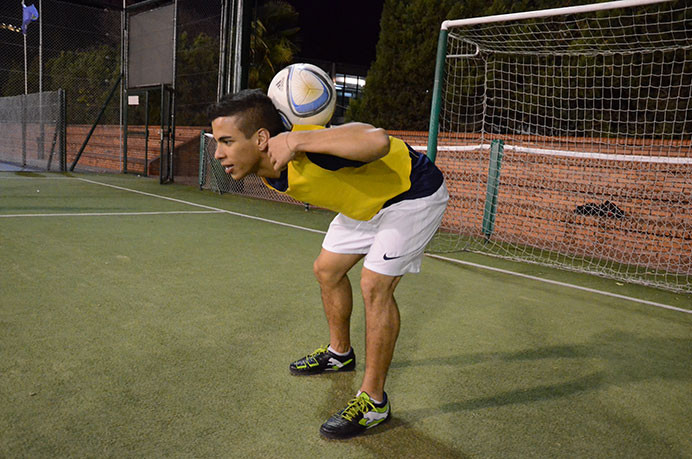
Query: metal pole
168 0 178 183
120 0 127 173
23 32 28 94
231 0 244 92
60 88 66 171
70 73 123 171
225 0 236 95
239 0 251 90
198 130 205 189
159 83 165 183
426 28 448 163
217 0 229 101
482 139 504 239
167 89 173 182
38 0 42 93
144 90 149 176
121 0 128 173
39 0 44 159
46 117 58 171
442 0 672 29
21 94 27 167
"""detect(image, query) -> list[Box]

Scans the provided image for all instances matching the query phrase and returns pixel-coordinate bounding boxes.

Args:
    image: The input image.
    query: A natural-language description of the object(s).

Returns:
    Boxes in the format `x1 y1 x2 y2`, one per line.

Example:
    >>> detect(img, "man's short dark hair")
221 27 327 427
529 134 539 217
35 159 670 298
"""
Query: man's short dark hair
207 89 286 138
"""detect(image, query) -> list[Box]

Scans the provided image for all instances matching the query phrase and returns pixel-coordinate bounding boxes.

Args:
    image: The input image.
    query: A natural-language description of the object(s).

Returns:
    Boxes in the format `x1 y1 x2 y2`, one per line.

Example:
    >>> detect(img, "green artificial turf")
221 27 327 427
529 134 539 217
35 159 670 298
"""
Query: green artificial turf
1 172 690 458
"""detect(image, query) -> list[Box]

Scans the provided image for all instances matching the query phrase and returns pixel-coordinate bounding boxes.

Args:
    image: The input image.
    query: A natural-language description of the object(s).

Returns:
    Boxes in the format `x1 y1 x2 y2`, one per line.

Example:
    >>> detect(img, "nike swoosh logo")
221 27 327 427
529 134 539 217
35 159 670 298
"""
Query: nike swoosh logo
383 253 402 260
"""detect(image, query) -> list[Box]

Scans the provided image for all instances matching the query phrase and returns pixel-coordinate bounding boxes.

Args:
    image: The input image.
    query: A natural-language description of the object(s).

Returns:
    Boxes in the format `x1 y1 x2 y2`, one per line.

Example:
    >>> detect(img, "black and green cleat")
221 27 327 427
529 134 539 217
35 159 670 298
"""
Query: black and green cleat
319 392 391 439
289 345 356 376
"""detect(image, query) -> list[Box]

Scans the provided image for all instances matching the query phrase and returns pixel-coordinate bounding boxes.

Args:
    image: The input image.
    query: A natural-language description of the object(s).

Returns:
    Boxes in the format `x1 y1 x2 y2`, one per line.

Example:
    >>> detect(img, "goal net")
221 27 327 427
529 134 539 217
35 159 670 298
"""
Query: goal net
427 0 691 293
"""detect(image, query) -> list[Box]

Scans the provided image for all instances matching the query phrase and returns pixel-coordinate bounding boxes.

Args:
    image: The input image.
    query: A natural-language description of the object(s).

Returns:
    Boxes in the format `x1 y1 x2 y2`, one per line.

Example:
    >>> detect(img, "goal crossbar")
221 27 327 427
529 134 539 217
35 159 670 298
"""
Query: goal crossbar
441 0 672 30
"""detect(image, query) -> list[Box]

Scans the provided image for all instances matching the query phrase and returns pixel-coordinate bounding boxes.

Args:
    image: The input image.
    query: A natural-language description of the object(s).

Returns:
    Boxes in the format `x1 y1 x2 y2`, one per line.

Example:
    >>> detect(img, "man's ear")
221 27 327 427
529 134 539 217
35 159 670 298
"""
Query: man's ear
256 128 271 150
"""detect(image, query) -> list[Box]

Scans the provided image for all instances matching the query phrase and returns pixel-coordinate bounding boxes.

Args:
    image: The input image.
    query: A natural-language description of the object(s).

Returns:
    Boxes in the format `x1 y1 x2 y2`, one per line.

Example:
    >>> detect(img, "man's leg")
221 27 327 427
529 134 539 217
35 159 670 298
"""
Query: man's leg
313 249 364 353
318 266 400 439
358 267 402 402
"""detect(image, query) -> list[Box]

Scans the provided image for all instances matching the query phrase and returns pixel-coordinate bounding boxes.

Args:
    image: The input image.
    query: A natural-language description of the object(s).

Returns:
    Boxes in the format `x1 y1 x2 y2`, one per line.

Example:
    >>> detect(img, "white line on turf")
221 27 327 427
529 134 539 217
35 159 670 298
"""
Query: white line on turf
0 176 76 179
426 253 691 315
0 211 223 218
76 178 688 315
76 178 328 235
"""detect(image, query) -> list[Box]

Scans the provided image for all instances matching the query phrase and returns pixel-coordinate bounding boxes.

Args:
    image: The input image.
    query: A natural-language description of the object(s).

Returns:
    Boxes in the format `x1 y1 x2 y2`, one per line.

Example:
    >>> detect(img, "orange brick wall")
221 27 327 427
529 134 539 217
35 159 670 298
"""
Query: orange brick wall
65 125 204 180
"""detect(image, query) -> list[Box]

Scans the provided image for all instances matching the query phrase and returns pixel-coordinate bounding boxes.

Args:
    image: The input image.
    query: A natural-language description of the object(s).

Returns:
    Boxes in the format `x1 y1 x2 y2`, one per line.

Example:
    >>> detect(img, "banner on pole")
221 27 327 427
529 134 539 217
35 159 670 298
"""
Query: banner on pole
22 3 39 35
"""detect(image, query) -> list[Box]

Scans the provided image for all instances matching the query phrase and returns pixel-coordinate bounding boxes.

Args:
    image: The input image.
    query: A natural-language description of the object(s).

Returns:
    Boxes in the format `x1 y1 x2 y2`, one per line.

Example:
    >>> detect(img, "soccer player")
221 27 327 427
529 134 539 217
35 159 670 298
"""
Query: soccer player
208 89 448 439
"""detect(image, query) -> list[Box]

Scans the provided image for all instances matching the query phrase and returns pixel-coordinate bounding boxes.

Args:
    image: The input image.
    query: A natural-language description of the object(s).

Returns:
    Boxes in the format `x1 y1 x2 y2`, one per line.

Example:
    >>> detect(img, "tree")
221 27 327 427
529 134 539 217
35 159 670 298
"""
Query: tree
347 0 604 130
175 31 219 126
44 45 119 124
1 58 39 97
174 0 301 125
347 0 472 130
249 0 300 92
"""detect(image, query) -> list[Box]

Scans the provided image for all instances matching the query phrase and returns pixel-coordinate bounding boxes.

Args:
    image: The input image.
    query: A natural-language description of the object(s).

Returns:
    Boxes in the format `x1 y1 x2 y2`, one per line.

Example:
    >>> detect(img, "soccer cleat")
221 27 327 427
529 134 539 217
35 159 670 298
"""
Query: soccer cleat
289 345 356 376
319 392 391 439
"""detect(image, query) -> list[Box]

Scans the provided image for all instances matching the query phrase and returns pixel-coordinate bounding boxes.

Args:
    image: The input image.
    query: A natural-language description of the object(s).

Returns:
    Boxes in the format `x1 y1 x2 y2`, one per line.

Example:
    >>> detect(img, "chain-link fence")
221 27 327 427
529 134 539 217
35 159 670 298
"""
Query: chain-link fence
1 1 121 172
175 0 221 126
166 0 221 184
0 89 65 171
0 0 222 176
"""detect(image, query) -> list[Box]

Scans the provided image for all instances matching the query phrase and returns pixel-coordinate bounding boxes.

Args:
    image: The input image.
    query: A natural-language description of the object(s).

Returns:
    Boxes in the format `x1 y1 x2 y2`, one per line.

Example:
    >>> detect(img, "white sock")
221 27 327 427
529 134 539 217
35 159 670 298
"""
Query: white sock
328 345 350 357
357 390 384 406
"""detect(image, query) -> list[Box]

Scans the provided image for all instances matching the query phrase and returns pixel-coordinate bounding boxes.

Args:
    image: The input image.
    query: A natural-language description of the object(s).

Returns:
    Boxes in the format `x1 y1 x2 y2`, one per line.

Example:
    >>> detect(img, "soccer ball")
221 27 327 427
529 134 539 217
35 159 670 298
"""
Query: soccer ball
267 63 336 129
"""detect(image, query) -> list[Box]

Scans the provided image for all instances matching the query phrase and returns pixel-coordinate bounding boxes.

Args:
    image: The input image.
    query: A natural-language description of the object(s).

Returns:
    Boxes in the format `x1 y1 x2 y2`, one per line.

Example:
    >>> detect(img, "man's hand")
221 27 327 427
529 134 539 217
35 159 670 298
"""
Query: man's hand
266 123 390 172
267 131 296 171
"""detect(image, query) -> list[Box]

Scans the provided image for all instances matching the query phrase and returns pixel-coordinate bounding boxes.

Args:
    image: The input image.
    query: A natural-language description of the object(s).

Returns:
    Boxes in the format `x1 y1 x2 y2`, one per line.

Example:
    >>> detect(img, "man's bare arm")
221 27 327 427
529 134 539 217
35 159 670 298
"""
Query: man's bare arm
266 123 390 171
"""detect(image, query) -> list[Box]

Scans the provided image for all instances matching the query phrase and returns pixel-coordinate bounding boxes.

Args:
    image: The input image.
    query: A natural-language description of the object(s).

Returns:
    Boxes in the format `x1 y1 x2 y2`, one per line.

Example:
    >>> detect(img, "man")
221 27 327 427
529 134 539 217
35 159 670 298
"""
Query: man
208 89 448 439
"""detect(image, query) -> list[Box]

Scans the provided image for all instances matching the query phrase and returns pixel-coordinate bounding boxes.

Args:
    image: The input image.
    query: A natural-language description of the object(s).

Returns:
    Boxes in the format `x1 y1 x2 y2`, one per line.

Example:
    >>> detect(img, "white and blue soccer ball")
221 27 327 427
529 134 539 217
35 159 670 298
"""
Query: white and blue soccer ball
267 63 336 129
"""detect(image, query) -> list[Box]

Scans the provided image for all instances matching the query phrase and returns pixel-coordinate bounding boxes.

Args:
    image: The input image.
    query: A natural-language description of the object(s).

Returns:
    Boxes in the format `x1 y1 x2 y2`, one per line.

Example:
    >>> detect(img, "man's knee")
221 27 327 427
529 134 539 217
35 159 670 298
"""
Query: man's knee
360 269 401 304
313 257 335 286
313 251 362 287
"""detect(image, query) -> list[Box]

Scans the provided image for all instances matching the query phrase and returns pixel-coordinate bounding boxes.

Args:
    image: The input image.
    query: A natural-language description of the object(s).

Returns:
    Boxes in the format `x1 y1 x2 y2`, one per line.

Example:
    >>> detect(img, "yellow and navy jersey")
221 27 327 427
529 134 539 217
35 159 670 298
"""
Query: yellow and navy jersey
262 126 444 221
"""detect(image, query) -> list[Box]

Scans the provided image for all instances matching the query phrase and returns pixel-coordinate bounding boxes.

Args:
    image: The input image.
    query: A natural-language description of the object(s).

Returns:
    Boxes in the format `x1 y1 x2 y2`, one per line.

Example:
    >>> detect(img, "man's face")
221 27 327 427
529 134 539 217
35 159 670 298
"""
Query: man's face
212 115 262 180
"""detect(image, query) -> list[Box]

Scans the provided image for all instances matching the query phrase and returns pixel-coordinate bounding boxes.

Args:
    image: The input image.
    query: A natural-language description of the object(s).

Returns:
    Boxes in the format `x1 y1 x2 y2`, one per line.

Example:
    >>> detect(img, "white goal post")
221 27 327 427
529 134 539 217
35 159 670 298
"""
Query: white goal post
426 0 691 293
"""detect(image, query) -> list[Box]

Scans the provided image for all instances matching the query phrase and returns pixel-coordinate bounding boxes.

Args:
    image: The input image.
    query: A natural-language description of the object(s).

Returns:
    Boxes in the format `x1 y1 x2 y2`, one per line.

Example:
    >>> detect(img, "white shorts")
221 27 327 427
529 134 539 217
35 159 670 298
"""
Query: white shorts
322 183 449 276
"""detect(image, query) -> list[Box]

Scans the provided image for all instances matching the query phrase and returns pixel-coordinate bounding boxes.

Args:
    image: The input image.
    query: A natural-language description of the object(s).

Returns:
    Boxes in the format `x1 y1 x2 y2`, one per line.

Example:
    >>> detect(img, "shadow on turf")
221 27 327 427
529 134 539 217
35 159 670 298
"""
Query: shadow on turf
316 415 472 457
392 331 690 378
313 369 472 457
402 373 605 422
310 331 690 455
390 331 691 420
351 416 472 458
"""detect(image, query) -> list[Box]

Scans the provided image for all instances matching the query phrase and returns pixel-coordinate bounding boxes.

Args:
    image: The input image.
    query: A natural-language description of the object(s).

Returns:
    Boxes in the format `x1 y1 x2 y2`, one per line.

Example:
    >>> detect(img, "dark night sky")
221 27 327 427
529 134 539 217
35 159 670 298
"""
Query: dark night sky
285 0 384 67
0 0 385 67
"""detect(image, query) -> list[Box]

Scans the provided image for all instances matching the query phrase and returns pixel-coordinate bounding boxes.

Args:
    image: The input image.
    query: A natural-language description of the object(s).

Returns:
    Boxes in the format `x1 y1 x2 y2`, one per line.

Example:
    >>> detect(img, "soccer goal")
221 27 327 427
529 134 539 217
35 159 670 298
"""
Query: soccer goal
426 0 691 293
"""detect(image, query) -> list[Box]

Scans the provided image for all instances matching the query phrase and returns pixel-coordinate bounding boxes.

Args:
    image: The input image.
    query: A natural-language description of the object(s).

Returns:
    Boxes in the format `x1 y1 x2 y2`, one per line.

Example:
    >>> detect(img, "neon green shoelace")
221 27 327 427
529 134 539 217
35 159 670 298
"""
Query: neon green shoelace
307 346 329 358
341 394 374 421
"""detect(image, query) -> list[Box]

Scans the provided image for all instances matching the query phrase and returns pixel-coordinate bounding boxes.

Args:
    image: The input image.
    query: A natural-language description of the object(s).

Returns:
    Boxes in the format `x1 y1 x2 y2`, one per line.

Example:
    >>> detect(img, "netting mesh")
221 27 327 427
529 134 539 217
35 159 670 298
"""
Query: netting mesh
0 1 121 172
0 90 64 171
0 0 221 177
431 0 691 292
174 0 221 126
